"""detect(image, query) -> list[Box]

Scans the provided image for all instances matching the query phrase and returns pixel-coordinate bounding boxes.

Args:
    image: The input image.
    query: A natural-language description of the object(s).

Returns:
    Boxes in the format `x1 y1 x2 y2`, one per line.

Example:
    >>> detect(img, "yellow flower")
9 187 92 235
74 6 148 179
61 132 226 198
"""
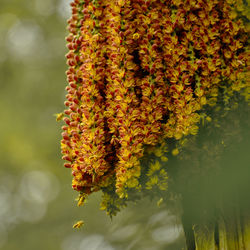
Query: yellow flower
161 156 168 162
147 161 161 176
133 33 140 40
172 148 179 156
206 116 212 122
118 0 125 6
200 96 207 105
127 177 139 188
174 132 183 140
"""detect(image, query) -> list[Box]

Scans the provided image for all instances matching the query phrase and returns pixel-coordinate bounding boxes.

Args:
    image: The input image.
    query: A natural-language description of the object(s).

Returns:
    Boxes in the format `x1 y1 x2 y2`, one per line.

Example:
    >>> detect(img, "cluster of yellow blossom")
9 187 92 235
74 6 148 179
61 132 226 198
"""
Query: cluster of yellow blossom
61 0 249 214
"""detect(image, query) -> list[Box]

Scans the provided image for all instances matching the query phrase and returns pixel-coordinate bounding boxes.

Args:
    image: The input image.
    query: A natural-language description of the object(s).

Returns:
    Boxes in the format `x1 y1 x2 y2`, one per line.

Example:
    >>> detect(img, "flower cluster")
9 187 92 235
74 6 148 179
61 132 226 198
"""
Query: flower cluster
61 0 249 214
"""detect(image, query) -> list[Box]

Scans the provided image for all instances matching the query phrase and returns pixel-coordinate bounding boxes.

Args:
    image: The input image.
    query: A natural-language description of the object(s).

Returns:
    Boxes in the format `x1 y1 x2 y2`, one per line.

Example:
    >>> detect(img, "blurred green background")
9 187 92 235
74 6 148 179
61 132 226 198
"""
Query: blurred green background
0 0 185 249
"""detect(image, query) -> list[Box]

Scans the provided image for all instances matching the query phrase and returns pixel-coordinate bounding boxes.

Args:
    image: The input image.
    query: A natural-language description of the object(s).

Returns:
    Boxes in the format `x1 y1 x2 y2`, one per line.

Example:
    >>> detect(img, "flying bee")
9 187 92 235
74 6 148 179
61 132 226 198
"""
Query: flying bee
77 195 85 207
55 113 64 121
157 198 163 207
73 220 84 229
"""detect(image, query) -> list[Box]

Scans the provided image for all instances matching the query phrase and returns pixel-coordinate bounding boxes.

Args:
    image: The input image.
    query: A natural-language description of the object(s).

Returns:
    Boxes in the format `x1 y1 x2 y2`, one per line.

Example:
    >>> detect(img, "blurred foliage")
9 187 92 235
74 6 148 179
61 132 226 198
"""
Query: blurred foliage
0 0 186 249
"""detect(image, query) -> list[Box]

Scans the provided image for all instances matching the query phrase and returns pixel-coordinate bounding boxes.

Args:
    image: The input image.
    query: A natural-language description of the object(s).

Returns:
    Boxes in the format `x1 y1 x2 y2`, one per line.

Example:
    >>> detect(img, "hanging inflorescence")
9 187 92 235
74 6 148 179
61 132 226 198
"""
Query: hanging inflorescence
61 0 249 215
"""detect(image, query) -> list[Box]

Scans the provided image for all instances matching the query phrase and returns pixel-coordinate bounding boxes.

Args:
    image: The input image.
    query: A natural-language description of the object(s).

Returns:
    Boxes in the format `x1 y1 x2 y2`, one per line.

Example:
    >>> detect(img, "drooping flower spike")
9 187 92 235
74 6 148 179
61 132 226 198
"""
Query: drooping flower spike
61 0 249 215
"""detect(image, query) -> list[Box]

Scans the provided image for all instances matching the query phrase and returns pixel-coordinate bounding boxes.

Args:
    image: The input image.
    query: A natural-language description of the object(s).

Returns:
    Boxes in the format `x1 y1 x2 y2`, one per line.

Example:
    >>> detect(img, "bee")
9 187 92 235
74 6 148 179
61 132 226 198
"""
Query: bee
77 195 85 207
55 113 64 121
73 220 84 229
157 198 163 207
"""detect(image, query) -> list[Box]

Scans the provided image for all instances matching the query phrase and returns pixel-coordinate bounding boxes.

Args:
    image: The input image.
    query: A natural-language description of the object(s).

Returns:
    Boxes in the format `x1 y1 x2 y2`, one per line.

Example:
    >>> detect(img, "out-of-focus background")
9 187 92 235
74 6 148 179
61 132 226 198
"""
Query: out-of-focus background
0 0 185 249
